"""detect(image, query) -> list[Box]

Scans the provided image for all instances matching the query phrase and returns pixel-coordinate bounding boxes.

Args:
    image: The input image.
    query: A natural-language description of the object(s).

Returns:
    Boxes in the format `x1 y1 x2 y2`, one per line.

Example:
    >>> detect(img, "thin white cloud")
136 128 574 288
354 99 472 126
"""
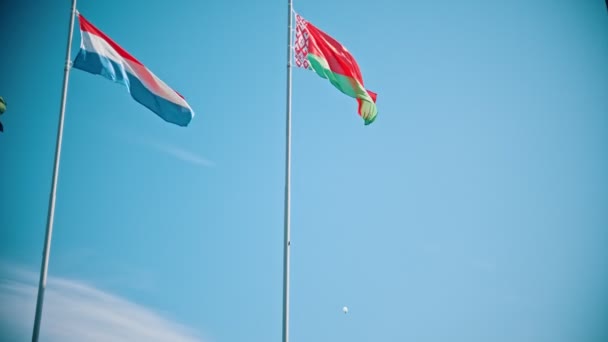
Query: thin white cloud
153 143 216 167
0 264 205 342
111 128 215 167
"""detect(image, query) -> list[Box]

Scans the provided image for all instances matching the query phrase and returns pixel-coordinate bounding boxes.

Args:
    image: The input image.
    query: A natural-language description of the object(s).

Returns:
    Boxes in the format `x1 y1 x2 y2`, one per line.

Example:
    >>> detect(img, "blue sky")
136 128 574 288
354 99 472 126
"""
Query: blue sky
1 0 608 341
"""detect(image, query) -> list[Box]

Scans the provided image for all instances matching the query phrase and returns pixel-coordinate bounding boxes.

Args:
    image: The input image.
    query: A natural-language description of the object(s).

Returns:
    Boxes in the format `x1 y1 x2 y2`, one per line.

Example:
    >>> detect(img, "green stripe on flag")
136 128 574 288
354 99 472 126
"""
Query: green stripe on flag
308 54 377 124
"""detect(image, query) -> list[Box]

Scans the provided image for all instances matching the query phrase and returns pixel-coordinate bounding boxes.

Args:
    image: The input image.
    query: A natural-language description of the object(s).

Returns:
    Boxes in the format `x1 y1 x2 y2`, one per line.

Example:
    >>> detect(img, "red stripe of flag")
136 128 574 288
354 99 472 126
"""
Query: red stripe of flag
305 22 365 85
78 14 144 67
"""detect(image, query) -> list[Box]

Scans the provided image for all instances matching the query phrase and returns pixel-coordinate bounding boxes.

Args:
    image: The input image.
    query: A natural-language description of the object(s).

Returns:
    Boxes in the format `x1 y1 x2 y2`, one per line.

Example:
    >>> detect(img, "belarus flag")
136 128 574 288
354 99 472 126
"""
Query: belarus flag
73 14 194 127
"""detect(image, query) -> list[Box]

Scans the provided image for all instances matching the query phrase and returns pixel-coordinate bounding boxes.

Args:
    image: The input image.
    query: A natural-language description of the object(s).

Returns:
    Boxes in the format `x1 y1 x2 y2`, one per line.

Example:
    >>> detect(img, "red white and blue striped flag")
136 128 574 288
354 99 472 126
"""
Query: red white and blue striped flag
73 14 194 126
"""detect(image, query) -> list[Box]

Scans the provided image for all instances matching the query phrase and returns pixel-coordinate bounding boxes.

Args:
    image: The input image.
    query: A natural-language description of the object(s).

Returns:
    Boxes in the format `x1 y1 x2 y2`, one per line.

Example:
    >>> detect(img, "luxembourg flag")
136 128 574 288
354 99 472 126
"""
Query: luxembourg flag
73 13 194 126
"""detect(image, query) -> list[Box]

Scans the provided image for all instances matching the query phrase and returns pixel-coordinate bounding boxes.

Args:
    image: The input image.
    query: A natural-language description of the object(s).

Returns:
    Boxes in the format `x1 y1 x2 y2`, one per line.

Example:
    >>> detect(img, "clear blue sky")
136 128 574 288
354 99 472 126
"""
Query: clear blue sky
1 0 608 341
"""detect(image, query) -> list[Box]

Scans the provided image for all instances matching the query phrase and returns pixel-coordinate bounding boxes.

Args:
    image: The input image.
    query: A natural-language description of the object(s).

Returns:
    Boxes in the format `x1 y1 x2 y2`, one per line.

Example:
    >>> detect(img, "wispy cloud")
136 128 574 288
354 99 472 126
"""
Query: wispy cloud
0 264 205 342
152 143 216 167
111 128 215 168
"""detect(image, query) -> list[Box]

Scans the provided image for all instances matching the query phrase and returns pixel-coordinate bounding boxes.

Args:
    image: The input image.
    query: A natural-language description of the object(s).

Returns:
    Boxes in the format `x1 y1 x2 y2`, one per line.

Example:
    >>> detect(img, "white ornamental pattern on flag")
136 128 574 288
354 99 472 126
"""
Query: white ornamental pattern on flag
294 14 310 69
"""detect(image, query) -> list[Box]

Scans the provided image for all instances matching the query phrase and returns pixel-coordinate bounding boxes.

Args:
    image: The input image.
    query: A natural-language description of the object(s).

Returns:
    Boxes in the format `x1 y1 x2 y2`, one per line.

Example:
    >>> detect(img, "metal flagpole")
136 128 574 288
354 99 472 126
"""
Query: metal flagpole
282 0 293 341
32 0 78 340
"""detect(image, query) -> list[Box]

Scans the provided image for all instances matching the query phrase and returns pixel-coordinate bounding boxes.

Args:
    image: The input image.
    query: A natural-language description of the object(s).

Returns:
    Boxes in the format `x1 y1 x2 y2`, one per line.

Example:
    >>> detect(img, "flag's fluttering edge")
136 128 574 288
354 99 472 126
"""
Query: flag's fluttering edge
294 14 378 125
73 14 194 127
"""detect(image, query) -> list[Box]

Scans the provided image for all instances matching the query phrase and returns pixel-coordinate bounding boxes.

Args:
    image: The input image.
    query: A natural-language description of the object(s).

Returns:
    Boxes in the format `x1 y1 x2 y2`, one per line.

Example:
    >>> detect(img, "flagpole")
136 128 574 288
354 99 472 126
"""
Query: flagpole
31 0 77 341
282 0 293 341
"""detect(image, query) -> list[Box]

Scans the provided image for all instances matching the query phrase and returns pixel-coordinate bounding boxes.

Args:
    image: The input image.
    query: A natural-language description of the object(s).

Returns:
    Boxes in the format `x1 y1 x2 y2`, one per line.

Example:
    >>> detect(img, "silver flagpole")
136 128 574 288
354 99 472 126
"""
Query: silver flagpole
32 0 78 340
282 0 293 341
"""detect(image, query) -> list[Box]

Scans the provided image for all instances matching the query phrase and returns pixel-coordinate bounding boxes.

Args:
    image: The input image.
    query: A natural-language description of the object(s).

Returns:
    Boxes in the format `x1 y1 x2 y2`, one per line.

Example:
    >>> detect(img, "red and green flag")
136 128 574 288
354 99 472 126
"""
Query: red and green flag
294 13 378 125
